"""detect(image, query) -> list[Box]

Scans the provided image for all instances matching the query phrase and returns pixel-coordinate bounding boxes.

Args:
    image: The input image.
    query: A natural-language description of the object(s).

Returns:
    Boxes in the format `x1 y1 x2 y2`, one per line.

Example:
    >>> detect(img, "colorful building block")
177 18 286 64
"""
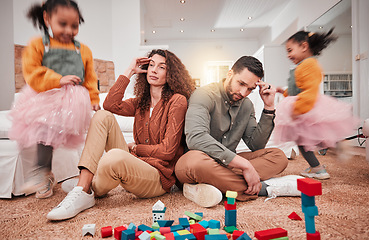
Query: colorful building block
297 178 322 197
138 231 151 240
154 234 166 240
170 225 184 232
304 215 316 234
208 219 221 229
306 231 321 240
208 229 220 235
152 222 160 230
121 229 135 240
114 226 127 240
179 217 190 228
176 233 197 240
128 223 136 231
225 209 237 227
227 197 236 205
288 211 302 221
152 200 166 223
254 227 288 240
164 232 175 240
177 230 191 235
224 226 238 233
157 220 174 227
138 224 154 232
237 233 252 240
270 237 289 240
205 234 229 240
232 230 244 240
189 219 196 225
101 226 113 238
302 205 319 217
135 231 144 239
82 224 96 237
195 212 204 217
224 200 237 210
160 227 171 235
226 190 238 199
185 211 203 221
198 220 209 229
301 193 316 206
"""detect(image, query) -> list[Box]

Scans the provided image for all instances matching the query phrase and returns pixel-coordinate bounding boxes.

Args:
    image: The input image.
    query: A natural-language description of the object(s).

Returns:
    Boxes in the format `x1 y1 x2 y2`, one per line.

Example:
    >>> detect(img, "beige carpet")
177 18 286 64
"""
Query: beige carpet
1 148 368 239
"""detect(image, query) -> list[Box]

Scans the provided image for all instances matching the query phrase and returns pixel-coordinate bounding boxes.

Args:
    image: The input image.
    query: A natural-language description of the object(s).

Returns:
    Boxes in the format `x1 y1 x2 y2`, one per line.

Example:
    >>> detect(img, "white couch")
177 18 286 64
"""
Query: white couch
0 92 297 198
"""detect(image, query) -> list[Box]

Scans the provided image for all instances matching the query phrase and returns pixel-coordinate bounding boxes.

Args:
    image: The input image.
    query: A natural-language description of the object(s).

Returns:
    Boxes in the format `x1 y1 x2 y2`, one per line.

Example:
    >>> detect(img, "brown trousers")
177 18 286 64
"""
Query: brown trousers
78 110 166 198
175 148 288 201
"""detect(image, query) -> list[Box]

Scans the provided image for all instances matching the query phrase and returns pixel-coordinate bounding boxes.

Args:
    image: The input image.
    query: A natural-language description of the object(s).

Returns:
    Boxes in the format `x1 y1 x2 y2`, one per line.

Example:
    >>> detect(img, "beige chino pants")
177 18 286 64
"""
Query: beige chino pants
175 148 288 201
78 110 166 198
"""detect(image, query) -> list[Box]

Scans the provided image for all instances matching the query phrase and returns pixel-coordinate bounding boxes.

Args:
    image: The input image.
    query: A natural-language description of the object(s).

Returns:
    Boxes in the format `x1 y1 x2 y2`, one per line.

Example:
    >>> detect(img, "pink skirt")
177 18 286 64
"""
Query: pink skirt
274 95 358 151
8 85 92 149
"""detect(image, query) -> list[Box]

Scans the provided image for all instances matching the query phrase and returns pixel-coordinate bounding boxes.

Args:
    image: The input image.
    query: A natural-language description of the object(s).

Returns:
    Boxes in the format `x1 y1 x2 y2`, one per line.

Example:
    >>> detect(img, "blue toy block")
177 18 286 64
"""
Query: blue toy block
173 232 180 237
157 220 174 227
128 223 136 231
237 233 252 240
195 212 204 217
205 234 229 240
176 233 196 240
225 209 237 227
301 193 316 207
227 197 236 205
302 205 319 217
170 225 184 232
304 215 316 234
198 220 209 229
179 218 190 228
121 229 135 240
208 220 221 229
185 211 203 221
138 224 153 232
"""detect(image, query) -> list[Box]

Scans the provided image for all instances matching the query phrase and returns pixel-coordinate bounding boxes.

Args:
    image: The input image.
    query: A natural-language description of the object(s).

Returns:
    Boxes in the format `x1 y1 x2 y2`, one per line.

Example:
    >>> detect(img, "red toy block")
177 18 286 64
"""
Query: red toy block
306 231 321 240
224 200 237 210
190 223 207 240
101 226 113 238
114 226 127 240
135 231 143 238
160 227 171 235
254 227 287 240
164 232 175 240
297 178 322 196
288 211 302 221
232 230 245 240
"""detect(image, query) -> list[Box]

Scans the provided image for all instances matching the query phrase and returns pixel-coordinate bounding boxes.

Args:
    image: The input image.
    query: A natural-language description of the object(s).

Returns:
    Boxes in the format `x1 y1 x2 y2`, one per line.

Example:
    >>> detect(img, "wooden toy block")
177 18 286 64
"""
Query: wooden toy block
254 227 288 240
306 231 321 240
227 197 236 205
164 232 175 240
179 217 190 228
150 231 161 240
189 219 196 225
185 211 203 221
139 231 151 240
302 205 319 217
82 224 96 237
160 227 171 235
177 229 191 235
237 232 252 240
195 212 204 217
154 234 166 240
208 219 221 229
224 200 237 210
232 230 244 240
288 211 302 221
176 233 197 240
152 222 160 230
224 226 238 233
297 178 322 197
122 229 136 240
114 226 128 240
226 191 238 198
173 232 180 237
136 231 144 238
225 209 237 227
204 234 229 240
199 220 209 229
301 193 316 207
270 237 289 240
190 223 207 240
170 225 184 232
304 215 316 234
208 229 220 235
138 224 154 232
101 226 113 238
157 220 175 227
128 223 137 231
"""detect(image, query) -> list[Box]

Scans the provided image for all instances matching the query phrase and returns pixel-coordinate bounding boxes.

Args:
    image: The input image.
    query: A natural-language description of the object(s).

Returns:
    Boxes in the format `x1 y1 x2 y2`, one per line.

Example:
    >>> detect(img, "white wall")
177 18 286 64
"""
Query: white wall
0 0 15 110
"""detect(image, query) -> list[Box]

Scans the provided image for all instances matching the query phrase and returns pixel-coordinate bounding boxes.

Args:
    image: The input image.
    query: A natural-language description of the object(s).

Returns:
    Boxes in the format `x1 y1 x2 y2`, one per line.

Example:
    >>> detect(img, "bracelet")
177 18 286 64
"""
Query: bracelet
263 108 276 114
131 144 137 152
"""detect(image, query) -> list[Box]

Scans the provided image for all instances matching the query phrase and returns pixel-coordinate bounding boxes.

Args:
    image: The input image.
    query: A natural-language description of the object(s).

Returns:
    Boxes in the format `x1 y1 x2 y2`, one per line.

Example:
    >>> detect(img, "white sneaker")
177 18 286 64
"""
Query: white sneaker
46 186 95 220
264 175 304 201
183 183 223 208
61 178 79 193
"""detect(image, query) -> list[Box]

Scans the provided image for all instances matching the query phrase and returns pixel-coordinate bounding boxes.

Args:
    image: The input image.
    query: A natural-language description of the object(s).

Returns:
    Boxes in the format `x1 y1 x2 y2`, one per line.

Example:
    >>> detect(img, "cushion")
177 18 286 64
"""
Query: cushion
0 111 12 139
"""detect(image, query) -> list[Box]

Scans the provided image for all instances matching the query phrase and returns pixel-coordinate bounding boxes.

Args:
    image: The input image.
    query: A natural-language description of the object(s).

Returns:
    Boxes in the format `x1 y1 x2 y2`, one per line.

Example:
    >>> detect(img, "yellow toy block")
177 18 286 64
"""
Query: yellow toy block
225 191 238 199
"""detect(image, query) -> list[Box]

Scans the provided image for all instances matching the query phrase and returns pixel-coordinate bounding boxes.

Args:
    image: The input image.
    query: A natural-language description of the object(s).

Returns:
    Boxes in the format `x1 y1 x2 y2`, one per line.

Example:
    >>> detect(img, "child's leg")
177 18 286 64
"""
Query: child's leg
298 146 330 180
37 143 53 170
298 146 320 167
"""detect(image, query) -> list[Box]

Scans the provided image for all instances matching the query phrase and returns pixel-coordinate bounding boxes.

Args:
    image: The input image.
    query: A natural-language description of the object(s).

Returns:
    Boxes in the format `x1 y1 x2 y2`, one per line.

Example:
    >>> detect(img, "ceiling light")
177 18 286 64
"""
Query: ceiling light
180 18 185 21
248 16 252 20
240 28 244 32
211 29 215 32
180 0 185 3
319 26 323 29
152 30 156 34
350 25 353 28
180 30 184 33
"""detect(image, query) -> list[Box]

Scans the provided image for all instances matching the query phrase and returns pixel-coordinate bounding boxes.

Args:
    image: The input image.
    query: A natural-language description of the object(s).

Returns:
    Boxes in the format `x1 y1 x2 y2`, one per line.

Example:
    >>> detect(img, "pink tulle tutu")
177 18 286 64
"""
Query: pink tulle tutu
274 95 358 151
8 85 92 149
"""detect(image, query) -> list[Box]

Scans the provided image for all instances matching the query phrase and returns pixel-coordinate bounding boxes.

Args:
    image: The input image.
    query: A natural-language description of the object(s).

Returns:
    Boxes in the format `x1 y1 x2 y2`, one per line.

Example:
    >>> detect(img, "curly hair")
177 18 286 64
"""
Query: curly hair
134 49 195 113
288 28 337 56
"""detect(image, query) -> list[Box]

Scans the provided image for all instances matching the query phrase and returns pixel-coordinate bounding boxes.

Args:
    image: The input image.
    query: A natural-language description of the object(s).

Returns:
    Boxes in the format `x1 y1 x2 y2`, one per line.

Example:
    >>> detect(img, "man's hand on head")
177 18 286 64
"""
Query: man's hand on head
256 80 276 110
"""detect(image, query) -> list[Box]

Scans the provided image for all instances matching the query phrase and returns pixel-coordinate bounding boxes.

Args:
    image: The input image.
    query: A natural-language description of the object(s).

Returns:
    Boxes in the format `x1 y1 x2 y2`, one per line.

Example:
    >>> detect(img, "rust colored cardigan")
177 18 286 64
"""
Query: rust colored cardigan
103 75 187 192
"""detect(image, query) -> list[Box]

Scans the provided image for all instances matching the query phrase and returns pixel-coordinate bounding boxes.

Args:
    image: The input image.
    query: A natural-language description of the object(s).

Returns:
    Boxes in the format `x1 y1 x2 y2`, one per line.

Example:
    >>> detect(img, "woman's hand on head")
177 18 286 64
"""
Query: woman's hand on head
123 57 151 79
60 75 82 86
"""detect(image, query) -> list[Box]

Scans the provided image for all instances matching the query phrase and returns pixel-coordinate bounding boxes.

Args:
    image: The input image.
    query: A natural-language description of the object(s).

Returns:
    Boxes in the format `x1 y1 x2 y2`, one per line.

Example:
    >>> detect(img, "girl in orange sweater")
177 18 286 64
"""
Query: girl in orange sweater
9 0 99 199
274 29 357 180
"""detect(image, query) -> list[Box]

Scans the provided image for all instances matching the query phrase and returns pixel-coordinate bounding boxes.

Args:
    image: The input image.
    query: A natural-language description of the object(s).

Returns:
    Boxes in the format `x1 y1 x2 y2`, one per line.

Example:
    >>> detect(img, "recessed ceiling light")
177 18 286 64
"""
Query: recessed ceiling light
240 28 244 32
180 18 185 21
350 25 353 28
180 0 185 3
248 16 252 20
152 30 156 34
180 30 184 33
319 26 323 29
211 29 215 32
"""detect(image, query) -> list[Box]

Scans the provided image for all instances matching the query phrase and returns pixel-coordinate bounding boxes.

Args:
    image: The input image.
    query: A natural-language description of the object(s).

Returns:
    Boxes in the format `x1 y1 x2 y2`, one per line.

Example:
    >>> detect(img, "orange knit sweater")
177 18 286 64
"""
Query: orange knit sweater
22 36 99 105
